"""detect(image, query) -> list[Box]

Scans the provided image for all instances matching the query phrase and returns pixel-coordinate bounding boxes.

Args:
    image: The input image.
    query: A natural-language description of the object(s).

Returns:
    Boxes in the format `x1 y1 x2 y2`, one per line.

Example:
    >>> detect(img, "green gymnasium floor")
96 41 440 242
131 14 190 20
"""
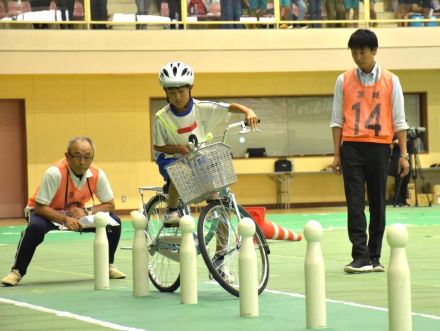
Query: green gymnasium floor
1 206 439 331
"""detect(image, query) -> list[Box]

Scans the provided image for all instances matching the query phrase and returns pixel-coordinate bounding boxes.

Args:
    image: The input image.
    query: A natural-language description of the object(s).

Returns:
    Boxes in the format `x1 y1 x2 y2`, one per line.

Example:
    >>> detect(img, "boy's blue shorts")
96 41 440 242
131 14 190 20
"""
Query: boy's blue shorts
156 153 177 181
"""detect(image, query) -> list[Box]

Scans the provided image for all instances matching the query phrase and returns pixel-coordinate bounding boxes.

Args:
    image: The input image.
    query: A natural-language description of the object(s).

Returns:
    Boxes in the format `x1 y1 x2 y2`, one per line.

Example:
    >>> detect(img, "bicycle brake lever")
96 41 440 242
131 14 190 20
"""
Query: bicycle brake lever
239 128 263 134
187 142 196 152
239 127 252 134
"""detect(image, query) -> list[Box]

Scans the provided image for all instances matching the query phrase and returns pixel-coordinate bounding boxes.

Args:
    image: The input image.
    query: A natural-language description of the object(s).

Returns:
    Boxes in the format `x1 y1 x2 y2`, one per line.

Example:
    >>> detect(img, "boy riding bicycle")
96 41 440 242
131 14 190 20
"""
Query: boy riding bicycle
153 61 258 227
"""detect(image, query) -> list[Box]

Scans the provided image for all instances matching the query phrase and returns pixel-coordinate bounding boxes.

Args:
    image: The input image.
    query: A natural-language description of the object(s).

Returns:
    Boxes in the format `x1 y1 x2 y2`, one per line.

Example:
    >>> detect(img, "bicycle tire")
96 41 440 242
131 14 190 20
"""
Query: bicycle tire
197 200 270 297
144 193 181 292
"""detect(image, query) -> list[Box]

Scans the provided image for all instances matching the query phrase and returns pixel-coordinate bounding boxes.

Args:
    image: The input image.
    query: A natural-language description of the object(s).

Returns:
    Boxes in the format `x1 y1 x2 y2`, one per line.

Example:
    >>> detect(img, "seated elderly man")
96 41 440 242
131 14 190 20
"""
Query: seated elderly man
1 136 125 286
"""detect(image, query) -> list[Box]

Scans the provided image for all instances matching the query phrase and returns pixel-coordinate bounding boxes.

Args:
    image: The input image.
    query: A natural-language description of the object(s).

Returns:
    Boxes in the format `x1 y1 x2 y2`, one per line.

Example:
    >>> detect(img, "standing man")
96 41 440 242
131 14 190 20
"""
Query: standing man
330 29 410 274
2 136 125 286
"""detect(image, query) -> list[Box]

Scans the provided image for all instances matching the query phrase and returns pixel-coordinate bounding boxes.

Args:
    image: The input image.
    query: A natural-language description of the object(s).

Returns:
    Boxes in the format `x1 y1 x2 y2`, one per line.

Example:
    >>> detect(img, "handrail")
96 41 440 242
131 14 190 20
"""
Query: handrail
0 0 438 29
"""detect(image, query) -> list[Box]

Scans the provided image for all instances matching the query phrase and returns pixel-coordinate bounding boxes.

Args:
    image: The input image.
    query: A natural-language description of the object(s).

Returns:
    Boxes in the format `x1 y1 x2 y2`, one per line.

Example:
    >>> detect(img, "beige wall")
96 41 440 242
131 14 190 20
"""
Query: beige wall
1 28 439 209
2 28 440 74
1 70 439 208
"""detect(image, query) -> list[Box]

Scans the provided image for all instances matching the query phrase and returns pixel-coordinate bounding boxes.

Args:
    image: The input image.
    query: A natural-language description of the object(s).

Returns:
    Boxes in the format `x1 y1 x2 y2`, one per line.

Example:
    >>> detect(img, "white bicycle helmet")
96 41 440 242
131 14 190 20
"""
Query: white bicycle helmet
159 62 194 88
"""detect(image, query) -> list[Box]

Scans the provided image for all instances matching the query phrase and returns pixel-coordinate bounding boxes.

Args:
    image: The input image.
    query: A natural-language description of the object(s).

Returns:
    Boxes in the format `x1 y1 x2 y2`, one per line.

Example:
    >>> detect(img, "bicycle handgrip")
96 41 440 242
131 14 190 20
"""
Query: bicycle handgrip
188 134 198 147
244 119 261 126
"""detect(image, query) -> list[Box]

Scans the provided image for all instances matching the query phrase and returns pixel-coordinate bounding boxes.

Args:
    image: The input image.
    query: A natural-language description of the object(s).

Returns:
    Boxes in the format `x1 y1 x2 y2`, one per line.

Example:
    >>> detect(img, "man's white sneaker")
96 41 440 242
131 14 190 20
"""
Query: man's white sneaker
109 264 126 279
1 269 22 286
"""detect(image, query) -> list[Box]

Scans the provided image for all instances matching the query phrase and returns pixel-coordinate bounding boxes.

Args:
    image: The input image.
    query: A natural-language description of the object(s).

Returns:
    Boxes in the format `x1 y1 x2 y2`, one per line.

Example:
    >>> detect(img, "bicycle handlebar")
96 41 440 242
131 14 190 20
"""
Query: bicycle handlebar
221 119 262 144
187 120 262 147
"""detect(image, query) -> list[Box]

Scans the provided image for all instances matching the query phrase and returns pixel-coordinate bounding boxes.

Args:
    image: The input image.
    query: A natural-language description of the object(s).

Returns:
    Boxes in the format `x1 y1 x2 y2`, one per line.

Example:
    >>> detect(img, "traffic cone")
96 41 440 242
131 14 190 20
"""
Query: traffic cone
245 207 302 242
261 220 302 241
245 207 266 228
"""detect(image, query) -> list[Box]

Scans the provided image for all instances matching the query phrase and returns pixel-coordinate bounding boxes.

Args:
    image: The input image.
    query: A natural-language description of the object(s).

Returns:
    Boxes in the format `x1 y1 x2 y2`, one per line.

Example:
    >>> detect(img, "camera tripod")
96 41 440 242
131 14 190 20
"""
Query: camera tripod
408 139 432 207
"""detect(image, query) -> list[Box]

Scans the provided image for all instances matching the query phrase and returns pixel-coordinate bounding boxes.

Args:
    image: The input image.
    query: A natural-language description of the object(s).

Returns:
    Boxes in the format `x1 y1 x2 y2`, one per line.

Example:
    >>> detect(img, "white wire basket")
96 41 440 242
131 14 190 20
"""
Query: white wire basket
165 143 237 204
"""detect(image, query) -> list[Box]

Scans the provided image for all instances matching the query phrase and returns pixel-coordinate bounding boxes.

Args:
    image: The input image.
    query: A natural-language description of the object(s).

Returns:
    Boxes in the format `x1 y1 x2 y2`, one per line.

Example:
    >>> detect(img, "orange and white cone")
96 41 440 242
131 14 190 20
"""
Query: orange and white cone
261 220 302 241
245 206 302 242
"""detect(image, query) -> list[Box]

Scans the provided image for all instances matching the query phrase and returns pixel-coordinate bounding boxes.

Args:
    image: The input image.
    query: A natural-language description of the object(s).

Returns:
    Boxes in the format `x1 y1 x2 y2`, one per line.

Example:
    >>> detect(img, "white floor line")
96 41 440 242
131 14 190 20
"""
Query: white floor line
264 289 440 320
0 298 147 331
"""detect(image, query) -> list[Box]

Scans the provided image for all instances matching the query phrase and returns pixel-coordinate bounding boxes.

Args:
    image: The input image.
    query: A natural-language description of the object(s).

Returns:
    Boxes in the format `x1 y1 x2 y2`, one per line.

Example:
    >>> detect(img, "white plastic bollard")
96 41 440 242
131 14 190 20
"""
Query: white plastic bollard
239 217 259 317
304 220 326 329
179 215 197 304
387 223 412 331
131 210 149 297
94 212 109 290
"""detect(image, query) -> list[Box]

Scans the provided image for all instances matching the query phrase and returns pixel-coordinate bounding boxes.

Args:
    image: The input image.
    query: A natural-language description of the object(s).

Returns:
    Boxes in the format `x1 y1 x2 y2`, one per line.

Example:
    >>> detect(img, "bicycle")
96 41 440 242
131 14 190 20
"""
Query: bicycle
138 120 270 297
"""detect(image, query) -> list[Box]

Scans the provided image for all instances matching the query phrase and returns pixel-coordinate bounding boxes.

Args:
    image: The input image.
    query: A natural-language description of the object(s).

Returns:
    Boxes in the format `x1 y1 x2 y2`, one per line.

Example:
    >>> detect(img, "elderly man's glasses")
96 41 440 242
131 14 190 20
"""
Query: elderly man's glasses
68 153 94 162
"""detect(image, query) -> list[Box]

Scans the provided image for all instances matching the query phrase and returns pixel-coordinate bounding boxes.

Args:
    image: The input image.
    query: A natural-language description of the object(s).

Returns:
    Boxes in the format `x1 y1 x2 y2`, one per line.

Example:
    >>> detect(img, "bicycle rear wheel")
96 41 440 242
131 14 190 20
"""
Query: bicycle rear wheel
144 193 180 292
197 200 270 297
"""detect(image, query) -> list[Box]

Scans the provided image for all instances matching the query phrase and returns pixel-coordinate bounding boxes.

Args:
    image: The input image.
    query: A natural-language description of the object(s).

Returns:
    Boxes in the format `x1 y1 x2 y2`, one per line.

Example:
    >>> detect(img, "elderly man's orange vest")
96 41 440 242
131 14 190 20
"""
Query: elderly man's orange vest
342 68 394 144
28 159 99 210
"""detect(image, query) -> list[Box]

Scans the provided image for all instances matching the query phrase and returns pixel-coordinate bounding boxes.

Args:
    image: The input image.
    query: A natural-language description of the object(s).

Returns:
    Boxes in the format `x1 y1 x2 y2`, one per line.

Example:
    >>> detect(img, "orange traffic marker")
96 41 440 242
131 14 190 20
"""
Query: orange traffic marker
261 220 302 241
245 207 302 241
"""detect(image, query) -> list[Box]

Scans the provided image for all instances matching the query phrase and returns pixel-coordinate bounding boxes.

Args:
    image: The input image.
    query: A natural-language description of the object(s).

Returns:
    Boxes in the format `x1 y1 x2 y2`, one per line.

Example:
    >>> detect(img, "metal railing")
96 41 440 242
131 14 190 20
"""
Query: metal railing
0 0 438 29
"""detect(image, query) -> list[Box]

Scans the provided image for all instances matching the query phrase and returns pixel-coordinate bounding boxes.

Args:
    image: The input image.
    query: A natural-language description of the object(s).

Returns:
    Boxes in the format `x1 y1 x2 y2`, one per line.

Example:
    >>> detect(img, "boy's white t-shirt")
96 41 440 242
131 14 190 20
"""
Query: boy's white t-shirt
153 98 230 158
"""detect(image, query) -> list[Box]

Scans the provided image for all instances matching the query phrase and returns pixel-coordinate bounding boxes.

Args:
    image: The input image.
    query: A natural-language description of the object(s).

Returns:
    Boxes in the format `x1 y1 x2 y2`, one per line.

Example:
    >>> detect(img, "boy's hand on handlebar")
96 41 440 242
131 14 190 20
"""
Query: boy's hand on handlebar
246 110 258 130
178 145 190 155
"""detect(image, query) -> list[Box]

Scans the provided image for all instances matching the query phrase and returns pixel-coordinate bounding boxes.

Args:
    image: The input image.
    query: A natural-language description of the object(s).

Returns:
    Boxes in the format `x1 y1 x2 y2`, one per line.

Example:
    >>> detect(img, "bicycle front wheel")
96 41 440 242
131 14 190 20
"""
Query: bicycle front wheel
144 193 180 292
197 200 270 297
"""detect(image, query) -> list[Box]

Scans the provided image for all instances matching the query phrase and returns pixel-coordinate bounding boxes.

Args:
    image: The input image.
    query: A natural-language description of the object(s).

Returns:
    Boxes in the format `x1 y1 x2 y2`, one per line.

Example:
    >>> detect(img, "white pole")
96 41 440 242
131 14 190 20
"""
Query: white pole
180 215 197 304
94 212 109 290
304 220 326 329
131 210 149 297
239 217 259 317
387 223 412 331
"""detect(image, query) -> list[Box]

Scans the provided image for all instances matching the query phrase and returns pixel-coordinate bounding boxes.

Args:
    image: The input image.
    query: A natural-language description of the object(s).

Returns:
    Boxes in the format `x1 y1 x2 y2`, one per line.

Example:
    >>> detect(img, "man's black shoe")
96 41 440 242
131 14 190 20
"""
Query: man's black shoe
344 260 373 273
371 258 385 272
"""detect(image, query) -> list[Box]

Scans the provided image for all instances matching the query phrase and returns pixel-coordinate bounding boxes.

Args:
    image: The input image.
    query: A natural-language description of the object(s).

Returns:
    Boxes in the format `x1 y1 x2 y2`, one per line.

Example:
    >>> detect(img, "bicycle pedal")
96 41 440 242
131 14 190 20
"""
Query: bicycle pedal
163 222 180 228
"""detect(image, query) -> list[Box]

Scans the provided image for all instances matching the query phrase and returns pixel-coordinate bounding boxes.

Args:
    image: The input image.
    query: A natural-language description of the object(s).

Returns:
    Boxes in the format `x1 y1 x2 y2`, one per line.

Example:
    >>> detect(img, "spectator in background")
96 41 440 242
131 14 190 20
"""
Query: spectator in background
29 0 74 29
344 0 359 27
390 0 400 23
1 0 7 15
293 0 307 27
188 0 208 16
135 0 150 29
91 0 108 29
309 0 323 27
220 0 242 28
325 0 345 27
249 0 267 21
30 0 51 29
420 0 433 25
168 0 182 28
58 0 75 28
135 0 151 16
361 0 378 27
397 0 411 26
279 0 292 27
